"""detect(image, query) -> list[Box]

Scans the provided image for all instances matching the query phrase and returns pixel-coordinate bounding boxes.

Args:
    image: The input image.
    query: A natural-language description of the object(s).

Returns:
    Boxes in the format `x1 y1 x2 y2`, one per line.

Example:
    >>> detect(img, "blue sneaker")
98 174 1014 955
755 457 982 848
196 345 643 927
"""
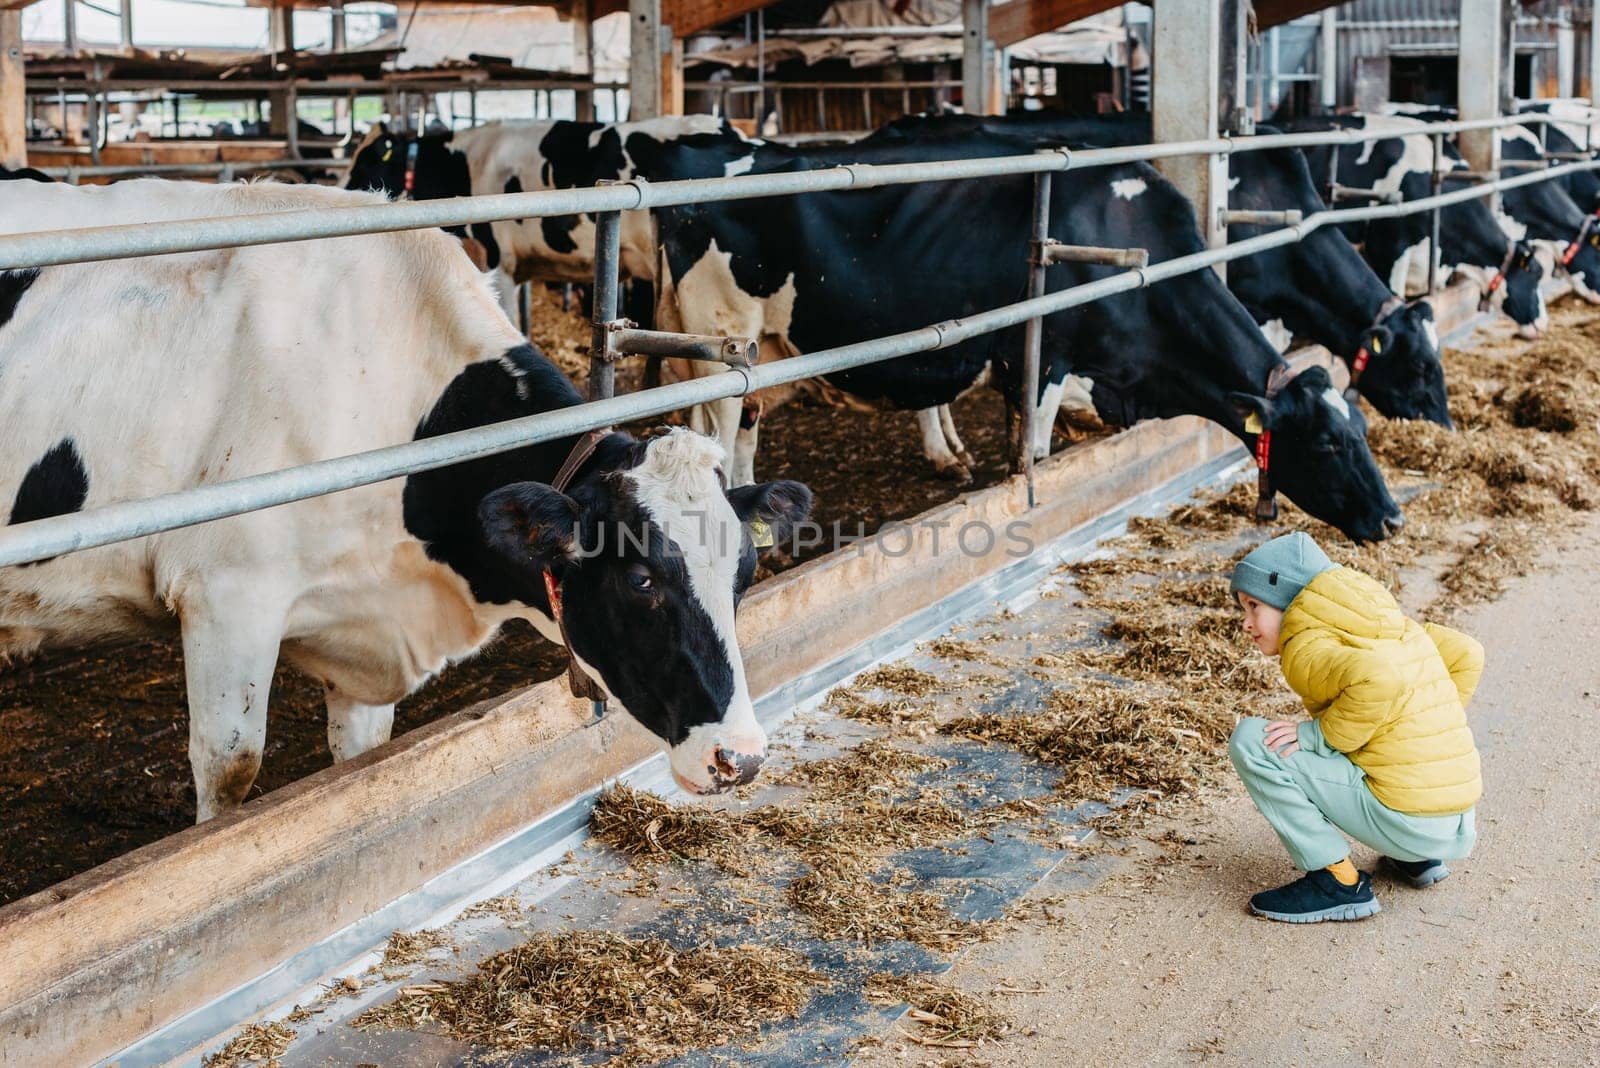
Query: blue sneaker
1382 857 1450 888
1249 869 1381 923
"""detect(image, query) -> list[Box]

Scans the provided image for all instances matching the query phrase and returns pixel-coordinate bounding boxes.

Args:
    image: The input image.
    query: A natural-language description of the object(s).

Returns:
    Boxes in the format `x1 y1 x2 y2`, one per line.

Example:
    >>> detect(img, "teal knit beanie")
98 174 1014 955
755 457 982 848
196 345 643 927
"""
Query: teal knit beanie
1229 531 1335 611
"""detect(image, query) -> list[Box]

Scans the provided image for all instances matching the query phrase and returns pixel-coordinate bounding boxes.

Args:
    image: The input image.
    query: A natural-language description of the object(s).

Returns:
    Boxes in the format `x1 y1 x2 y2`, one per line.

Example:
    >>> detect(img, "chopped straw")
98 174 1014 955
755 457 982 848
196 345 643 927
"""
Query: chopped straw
354 931 823 1065
202 1022 296 1068
864 972 1011 1049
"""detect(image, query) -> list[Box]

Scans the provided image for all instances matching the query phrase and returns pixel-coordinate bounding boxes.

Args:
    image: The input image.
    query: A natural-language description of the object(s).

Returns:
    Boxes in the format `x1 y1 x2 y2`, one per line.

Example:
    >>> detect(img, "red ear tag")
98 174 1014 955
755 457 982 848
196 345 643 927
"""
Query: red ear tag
1255 430 1272 472
542 570 563 624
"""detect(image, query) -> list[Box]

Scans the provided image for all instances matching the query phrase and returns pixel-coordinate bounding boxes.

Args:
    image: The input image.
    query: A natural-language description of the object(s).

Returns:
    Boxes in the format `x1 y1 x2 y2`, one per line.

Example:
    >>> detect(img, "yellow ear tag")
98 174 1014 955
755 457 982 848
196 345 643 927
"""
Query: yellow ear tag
1244 412 1264 435
381 146 393 162
1370 336 1382 354
748 517 774 548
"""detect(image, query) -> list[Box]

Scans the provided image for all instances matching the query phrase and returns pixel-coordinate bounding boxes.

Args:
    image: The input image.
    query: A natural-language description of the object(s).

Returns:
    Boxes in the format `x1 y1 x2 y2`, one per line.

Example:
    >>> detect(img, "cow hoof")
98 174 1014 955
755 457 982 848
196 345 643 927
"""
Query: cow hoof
956 450 975 468
935 461 974 484
1516 325 1543 340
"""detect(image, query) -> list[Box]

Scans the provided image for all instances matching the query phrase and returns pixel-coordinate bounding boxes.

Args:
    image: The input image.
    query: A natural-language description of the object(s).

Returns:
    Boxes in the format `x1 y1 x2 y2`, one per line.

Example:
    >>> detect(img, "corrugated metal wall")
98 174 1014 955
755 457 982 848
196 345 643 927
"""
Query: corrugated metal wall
1329 0 1567 109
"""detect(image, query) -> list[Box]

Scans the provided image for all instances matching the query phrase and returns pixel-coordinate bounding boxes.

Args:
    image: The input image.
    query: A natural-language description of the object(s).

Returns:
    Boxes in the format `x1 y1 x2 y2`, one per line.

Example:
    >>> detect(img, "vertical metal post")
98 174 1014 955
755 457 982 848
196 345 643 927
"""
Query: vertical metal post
119 0 134 53
585 208 621 721
1153 0 1229 263
1458 0 1504 181
962 0 992 116
590 210 620 406
63 0 78 54
2 16 28 170
1428 132 1442 295
628 0 662 120
1319 7 1337 110
86 89 99 165
1016 169 1051 507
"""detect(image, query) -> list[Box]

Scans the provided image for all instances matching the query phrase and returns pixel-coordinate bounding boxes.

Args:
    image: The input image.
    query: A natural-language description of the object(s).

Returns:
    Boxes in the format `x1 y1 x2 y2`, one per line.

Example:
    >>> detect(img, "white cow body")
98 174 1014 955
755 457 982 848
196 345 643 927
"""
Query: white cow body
0 178 781 817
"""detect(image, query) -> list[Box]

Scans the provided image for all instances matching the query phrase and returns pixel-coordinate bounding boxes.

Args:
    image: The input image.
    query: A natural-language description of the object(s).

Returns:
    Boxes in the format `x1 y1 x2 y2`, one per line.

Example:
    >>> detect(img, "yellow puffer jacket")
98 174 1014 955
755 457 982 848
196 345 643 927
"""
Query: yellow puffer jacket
1278 567 1483 815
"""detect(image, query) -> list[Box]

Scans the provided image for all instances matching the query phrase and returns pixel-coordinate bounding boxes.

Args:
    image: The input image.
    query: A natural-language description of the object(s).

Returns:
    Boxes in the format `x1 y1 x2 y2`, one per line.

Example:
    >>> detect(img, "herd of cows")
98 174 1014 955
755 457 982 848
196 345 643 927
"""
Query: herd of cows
0 101 1594 827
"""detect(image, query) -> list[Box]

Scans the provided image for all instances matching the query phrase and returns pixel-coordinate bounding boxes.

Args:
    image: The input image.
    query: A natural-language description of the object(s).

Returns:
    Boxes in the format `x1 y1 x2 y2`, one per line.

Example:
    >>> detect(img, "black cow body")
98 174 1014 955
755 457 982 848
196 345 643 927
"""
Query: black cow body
345 118 752 321
651 131 1402 542
1285 114 1548 334
875 112 1450 426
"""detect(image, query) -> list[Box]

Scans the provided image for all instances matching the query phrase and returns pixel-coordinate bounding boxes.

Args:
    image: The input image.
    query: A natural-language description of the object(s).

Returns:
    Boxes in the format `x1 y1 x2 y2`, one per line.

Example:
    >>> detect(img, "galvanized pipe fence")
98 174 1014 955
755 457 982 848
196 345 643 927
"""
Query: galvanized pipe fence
0 111 1595 571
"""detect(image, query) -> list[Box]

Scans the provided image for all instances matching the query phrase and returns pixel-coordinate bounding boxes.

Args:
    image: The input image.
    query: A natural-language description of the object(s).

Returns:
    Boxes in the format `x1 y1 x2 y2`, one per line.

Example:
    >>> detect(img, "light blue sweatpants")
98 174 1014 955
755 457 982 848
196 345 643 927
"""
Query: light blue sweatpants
1228 717 1477 872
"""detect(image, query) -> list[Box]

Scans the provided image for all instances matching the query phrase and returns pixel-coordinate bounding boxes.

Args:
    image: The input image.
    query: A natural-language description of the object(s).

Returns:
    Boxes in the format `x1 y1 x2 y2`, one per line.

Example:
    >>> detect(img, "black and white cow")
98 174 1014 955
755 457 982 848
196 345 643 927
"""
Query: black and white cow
0 178 810 819
1517 101 1600 213
650 131 1404 543
1286 114 1548 336
344 117 754 318
1488 123 1600 303
874 112 1451 427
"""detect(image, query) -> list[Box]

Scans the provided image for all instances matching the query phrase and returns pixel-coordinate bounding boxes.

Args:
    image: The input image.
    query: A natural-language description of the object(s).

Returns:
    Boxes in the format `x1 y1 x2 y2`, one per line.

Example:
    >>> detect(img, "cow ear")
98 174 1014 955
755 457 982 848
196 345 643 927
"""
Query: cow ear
1361 324 1395 357
727 480 813 553
1228 393 1278 434
479 483 581 571
1410 299 1435 323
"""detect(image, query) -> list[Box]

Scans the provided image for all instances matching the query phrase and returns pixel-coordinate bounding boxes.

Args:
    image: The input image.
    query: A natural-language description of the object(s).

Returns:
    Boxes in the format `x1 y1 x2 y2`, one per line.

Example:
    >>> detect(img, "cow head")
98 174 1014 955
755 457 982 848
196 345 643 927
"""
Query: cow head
344 122 471 202
479 429 811 794
1497 241 1548 333
1230 366 1404 544
1359 301 1452 427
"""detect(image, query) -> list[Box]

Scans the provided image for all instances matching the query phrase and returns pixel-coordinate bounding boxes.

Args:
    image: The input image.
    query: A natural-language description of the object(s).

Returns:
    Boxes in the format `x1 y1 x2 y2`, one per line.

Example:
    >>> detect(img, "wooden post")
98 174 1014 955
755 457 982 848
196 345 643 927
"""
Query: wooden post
628 0 661 119
1458 0 1504 178
0 12 22 170
269 4 295 145
1152 0 1228 257
962 0 992 115
663 35 683 115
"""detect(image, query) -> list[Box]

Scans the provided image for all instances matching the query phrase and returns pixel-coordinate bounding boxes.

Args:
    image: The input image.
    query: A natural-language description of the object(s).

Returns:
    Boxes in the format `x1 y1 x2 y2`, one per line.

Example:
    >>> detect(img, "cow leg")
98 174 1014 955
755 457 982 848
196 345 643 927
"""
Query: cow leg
937 405 974 468
916 407 971 482
326 687 397 762
701 395 748 484
496 269 522 328
731 400 762 488
1032 378 1066 461
178 582 285 823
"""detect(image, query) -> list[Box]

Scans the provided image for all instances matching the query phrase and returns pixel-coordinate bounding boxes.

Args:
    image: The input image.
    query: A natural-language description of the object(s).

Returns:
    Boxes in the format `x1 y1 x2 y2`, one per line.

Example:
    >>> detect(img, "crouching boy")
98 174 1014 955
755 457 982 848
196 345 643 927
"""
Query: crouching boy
1227 532 1482 923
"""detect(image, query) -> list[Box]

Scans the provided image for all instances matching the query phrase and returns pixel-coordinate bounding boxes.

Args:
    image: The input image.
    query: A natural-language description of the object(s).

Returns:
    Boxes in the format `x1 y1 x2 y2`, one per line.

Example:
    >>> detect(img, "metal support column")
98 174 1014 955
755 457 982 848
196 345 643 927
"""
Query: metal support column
962 0 993 116
0 12 22 170
1591 11 1600 109
331 1 349 132
1458 0 1504 180
63 0 78 54
119 0 133 53
628 0 661 120
585 208 621 721
1152 0 1228 256
1319 8 1337 110
1428 132 1443 294
1016 169 1050 502
574 0 595 121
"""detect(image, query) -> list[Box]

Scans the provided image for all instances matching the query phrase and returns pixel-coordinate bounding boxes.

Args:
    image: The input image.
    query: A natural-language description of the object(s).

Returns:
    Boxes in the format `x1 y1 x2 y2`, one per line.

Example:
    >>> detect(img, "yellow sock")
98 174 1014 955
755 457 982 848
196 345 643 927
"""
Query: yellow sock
1326 858 1359 886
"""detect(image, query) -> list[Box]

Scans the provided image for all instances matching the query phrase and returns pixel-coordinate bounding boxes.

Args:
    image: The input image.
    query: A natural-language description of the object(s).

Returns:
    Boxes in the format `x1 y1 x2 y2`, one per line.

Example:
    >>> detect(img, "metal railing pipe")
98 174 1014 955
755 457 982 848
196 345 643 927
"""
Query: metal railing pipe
0 112 1585 272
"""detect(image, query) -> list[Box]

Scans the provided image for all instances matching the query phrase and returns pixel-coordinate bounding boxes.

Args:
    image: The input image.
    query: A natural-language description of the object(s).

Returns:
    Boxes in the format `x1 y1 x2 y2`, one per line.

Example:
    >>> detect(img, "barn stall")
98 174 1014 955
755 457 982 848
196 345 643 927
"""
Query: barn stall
0 0 1597 1063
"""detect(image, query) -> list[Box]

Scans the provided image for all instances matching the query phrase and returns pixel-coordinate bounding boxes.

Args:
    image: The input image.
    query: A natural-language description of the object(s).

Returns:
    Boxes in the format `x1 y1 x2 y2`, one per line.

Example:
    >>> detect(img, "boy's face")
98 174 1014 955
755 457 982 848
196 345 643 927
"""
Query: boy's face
1237 593 1284 657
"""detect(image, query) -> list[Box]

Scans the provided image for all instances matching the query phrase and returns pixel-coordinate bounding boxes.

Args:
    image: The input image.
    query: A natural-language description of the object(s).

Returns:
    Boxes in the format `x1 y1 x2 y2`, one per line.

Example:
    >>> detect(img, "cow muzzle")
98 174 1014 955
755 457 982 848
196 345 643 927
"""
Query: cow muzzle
669 726 769 795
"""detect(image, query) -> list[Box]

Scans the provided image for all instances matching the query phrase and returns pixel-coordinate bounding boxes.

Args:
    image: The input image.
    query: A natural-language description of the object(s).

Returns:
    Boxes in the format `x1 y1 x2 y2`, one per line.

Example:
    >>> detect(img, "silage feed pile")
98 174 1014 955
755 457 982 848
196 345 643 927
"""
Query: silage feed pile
338 304 1600 1065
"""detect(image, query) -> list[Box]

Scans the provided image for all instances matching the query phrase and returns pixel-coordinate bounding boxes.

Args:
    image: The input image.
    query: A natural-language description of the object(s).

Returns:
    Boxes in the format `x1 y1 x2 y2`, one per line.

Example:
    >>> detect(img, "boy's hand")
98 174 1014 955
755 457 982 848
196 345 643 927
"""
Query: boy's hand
1264 720 1300 759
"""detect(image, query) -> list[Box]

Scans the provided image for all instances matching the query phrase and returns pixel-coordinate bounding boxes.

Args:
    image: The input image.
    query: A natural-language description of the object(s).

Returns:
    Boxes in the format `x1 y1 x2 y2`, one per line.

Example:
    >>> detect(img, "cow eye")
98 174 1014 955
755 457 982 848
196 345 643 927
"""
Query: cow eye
627 565 654 593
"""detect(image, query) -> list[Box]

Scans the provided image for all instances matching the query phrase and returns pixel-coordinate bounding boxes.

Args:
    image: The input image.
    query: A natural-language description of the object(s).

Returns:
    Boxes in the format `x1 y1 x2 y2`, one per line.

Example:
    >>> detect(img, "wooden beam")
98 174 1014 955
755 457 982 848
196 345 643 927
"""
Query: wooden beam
0 11 22 170
1254 0 1345 31
663 0 777 39
990 0 1118 50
